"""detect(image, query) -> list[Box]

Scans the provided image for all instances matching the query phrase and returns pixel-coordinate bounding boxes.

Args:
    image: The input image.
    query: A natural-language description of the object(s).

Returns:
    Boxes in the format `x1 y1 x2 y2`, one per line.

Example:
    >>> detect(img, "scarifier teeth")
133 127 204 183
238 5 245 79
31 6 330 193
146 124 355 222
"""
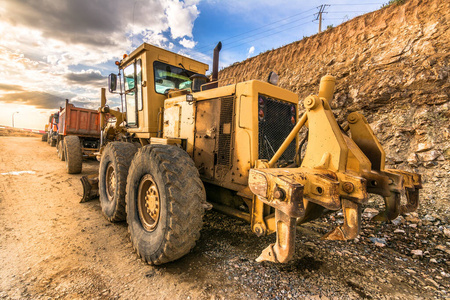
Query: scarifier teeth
371 193 400 222
256 244 278 263
322 226 346 241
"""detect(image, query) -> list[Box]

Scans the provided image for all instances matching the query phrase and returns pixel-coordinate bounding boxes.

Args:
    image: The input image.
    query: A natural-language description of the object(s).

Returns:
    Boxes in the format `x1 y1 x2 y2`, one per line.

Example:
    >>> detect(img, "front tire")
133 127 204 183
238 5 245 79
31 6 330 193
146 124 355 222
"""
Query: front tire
126 145 206 265
41 133 48 142
99 142 138 222
64 135 82 174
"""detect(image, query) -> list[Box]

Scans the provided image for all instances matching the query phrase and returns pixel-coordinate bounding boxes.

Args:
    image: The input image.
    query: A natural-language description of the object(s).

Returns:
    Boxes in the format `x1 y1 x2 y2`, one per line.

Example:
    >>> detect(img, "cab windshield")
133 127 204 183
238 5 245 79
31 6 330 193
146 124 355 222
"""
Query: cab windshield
153 61 195 94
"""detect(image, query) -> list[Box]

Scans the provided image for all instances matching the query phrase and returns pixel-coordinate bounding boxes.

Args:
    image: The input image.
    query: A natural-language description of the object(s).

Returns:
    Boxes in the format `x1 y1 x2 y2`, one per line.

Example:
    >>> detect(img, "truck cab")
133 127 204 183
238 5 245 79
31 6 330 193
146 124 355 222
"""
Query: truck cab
47 112 59 147
116 43 209 139
111 43 298 195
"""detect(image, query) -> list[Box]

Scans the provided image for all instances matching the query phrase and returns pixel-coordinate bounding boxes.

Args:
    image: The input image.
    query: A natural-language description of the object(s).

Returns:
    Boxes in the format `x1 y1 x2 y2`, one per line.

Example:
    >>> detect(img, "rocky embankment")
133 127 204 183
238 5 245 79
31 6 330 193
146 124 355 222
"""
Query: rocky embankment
220 0 450 210
219 1 450 296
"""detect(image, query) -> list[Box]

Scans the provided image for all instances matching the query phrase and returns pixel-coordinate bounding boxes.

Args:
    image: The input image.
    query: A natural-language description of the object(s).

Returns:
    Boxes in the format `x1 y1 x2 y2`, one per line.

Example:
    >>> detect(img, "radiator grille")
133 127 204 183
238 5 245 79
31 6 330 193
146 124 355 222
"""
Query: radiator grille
258 94 296 164
218 96 234 166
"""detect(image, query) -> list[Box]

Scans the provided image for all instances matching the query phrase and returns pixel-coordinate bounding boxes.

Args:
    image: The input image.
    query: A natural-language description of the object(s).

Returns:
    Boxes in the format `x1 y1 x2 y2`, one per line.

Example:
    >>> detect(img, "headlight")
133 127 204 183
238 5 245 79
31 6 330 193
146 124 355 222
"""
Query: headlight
248 170 268 198
186 93 194 103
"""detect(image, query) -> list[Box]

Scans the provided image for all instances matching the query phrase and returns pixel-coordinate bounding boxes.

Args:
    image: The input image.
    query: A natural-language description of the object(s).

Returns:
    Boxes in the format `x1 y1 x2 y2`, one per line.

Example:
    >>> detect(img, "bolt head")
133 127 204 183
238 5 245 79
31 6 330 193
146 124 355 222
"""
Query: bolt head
347 113 359 124
342 182 354 193
273 188 285 200
254 224 266 237
304 96 318 109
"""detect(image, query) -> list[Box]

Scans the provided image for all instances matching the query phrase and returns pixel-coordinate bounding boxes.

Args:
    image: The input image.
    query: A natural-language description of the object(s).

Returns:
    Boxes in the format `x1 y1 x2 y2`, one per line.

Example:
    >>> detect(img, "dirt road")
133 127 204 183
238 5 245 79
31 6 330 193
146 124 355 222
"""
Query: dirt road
0 137 448 299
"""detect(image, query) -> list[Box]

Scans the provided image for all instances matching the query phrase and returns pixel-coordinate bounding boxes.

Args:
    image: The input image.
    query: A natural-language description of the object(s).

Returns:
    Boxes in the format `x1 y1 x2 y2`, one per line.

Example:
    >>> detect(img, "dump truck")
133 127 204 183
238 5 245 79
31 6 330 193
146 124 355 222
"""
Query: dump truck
41 123 49 142
57 99 101 174
81 42 422 265
42 112 59 146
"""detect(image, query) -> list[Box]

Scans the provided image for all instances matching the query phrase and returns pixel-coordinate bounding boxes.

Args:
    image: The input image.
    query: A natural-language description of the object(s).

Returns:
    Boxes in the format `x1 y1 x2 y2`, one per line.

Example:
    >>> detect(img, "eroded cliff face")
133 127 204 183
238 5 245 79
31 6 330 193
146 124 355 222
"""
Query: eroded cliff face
219 0 450 209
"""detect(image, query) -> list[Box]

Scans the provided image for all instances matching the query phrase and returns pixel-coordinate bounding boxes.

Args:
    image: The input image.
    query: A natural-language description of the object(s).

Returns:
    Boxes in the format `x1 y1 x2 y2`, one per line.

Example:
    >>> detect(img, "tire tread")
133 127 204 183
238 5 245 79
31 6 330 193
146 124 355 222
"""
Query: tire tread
65 135 82 174
99 142 137 222
127 145 205 265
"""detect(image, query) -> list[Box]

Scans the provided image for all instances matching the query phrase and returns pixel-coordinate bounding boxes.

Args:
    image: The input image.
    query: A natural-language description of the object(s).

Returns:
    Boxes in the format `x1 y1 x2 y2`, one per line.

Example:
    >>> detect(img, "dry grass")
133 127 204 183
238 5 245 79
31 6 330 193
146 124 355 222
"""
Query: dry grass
0 126 42 137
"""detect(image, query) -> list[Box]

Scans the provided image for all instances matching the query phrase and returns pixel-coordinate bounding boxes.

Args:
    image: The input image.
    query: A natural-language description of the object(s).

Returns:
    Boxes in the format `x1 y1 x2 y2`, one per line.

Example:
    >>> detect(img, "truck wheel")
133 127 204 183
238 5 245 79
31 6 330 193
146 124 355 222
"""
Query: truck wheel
126 145 206 265
99 142 138 222
41 133 48 142
47 135 52 145
64 135 82 174
51 137 57 147
57 140 65 161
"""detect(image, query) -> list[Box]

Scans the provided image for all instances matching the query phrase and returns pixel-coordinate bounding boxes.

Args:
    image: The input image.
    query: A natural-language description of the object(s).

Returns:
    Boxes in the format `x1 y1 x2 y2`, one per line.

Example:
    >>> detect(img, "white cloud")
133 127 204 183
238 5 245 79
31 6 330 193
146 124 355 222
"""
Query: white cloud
248 46 255 57
142 32 169 48
0 0 202 69
165 0 200 39
0 0 203 128
179 38 197 49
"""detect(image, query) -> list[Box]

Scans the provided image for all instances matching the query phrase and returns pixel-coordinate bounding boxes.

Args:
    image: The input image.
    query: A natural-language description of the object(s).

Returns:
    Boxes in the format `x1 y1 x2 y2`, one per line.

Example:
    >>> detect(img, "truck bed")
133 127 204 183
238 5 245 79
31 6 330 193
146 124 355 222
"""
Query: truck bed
59 101 100 138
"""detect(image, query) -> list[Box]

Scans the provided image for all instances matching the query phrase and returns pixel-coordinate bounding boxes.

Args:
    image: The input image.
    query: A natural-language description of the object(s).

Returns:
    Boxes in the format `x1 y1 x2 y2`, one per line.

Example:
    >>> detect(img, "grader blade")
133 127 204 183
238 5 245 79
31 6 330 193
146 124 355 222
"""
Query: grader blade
80 175 99 203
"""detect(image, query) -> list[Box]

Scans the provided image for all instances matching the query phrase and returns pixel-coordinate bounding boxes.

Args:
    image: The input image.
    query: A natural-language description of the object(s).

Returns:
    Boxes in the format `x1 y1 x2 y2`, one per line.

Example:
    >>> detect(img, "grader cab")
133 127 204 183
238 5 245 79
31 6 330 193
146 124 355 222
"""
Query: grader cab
81 42 422 265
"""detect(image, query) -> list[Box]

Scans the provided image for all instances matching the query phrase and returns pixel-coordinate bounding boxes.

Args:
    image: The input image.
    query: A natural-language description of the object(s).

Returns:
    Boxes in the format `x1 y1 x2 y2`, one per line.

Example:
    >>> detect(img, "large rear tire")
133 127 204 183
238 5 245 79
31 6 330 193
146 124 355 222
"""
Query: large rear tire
99 142 138 222
64 135 82 174
57 140 65 161
126 145 206 265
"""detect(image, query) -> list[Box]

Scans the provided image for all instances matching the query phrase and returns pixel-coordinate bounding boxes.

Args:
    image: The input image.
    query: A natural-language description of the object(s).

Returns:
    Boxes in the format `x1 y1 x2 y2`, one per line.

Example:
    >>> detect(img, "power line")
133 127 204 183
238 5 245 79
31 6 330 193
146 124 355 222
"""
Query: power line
218 14 314 48
197 13 315 55
327 2 384 5
195 2 384 57
195 7 317 52
223 20 313 52
327 10 370 13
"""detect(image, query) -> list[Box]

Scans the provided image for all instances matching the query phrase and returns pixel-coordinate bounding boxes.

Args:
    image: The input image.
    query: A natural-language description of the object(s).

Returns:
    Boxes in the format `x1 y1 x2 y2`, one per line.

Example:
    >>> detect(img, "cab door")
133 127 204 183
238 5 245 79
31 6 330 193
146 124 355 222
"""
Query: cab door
123 60 143 127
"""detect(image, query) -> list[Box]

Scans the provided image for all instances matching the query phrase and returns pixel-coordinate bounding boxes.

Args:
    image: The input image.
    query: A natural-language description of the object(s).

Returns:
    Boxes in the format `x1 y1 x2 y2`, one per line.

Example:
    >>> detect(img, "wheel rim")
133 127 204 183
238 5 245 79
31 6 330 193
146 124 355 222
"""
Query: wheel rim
105 163 116 201
137 174 160 232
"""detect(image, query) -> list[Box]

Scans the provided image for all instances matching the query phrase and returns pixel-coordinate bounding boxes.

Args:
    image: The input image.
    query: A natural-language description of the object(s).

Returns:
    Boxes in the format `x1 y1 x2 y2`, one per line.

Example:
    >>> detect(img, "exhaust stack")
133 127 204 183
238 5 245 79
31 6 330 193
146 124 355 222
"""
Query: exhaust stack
212 41 222 83
201 41 222 90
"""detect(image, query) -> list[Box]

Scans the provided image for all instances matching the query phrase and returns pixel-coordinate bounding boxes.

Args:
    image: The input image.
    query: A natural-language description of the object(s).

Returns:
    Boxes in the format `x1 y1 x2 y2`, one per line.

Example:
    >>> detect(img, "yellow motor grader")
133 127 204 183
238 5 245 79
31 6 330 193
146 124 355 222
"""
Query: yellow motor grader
81 42 422 265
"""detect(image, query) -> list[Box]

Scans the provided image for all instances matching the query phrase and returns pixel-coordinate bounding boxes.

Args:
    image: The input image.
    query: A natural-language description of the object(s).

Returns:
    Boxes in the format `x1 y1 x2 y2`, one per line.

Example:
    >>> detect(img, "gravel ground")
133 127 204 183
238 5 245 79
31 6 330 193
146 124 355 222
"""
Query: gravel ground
0 136 449 299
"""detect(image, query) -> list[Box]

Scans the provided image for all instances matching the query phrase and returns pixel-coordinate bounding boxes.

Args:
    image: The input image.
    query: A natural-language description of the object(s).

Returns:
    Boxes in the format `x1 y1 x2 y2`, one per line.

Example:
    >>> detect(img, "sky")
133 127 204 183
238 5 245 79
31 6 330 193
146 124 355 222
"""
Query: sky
0 0 386 130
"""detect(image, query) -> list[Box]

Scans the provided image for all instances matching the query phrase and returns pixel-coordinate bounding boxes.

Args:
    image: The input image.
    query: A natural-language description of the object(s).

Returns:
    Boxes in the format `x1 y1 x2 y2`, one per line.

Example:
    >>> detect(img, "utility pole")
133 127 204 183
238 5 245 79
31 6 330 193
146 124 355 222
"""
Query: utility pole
12 111 19 128
314 4 330 33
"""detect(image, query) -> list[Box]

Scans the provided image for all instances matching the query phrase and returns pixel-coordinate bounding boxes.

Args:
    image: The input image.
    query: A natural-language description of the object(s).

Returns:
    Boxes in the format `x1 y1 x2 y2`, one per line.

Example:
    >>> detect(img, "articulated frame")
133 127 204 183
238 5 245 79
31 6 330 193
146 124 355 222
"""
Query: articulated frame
249 75 422 263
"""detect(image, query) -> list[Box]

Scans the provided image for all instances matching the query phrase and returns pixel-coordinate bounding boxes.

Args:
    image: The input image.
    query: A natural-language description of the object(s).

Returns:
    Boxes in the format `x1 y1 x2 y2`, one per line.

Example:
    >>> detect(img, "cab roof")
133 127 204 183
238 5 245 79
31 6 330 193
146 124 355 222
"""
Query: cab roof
120 43 209 74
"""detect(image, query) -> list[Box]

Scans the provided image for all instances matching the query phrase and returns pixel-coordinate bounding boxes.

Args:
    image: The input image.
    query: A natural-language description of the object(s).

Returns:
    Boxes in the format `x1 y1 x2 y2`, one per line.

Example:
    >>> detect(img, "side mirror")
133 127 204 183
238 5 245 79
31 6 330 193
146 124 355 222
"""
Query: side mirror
108 73 117 93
